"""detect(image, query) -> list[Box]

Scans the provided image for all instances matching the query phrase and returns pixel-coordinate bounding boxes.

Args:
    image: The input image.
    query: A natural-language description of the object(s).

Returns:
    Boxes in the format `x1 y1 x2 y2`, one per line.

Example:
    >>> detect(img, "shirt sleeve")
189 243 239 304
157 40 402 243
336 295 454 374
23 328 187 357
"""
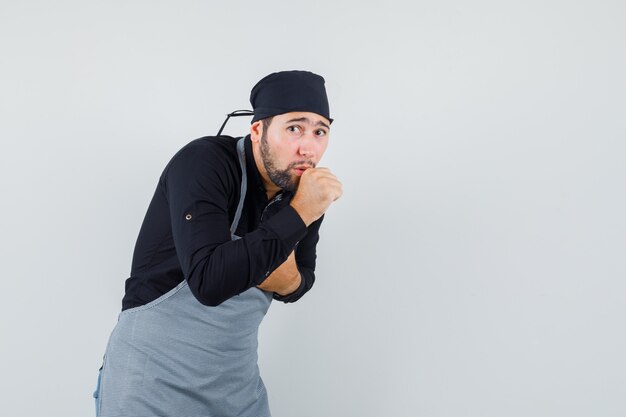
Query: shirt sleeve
164 142 308 306
272 215 324 303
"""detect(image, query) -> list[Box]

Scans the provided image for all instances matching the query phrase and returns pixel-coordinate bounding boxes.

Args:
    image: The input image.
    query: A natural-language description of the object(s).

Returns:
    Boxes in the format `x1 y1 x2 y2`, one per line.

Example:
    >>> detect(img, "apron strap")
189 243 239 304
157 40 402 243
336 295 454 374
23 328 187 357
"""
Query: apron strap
230 137 247 237
216 110 254 136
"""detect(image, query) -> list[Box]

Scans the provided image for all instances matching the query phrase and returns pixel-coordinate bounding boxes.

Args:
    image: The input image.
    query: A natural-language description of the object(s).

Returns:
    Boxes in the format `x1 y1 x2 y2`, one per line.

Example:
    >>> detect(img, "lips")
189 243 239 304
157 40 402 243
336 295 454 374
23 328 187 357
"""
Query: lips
292 165 311 176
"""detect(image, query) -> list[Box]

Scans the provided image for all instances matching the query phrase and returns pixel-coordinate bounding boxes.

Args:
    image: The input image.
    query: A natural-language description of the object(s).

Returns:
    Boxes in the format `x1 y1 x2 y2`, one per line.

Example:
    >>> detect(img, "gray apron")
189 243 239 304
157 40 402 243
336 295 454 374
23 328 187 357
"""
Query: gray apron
95 138 273 417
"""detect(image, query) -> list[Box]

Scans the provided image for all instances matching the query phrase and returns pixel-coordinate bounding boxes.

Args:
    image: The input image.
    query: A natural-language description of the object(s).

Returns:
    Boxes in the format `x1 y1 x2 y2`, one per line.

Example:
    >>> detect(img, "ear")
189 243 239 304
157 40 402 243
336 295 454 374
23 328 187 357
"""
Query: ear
250 120 263 143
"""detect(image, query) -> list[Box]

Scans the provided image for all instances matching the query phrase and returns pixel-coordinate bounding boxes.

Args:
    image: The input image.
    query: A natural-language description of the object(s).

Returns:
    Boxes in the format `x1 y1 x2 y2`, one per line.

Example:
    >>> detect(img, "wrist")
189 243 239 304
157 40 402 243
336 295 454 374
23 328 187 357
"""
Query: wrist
289 200 315 227
276 272 302 296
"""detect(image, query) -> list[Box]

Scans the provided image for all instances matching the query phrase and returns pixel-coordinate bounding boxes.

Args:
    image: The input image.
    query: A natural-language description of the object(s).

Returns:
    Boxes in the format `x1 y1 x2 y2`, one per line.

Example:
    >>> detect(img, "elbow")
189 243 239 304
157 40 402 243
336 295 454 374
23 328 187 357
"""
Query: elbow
184 248 249 307
187 280 229 307
186 264 239 307
198 295 227 307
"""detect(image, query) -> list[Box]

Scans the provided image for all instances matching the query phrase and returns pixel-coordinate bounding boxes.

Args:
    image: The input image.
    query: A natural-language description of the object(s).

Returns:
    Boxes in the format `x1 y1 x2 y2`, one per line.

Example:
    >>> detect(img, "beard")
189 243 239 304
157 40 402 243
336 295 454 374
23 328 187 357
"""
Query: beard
259 130 314 192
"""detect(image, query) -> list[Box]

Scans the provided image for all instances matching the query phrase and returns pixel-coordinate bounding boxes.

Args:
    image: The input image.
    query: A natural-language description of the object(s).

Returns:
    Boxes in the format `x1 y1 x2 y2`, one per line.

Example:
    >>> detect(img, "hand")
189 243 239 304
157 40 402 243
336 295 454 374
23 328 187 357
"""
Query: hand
256 251 301 295
290 167 343 226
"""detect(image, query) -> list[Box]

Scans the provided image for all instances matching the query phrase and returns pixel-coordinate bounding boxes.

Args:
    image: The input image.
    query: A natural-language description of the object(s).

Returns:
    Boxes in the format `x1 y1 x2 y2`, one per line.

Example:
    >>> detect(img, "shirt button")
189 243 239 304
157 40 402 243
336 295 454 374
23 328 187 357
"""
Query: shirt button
185 214 192 220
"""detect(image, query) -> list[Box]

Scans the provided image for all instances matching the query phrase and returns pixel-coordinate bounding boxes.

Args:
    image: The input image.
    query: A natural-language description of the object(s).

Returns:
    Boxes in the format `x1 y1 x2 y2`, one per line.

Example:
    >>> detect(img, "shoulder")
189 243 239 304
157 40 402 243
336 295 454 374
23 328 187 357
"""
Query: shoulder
186 135 238 155
162 136 239 177
171 135 238 166
159 136 244 196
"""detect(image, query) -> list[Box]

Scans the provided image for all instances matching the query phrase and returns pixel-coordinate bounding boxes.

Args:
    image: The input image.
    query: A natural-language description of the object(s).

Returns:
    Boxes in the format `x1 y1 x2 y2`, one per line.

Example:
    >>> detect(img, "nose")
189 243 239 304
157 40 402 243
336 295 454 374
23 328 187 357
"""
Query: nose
298 132 316 159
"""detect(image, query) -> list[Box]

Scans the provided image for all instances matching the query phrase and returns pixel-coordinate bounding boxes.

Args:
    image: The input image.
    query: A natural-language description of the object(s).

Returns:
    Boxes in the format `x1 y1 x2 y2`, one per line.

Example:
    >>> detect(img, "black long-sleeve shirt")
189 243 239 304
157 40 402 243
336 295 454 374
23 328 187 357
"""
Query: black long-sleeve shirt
121 134 323 310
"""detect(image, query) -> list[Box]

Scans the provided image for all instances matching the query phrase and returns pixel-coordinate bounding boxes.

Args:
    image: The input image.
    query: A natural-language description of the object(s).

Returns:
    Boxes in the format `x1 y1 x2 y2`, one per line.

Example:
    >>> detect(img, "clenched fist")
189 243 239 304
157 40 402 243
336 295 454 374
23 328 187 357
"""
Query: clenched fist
290 167 343 226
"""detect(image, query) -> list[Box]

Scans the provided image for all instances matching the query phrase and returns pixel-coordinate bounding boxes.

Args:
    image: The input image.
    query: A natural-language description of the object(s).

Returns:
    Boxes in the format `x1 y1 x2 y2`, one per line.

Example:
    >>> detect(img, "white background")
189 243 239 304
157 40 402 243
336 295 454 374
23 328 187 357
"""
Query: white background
1 1 625 416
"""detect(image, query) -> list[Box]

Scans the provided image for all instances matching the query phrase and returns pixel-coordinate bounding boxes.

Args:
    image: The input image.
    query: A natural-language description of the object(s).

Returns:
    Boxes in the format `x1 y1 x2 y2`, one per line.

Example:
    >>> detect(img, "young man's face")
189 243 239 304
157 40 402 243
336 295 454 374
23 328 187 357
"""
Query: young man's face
251 111 330 192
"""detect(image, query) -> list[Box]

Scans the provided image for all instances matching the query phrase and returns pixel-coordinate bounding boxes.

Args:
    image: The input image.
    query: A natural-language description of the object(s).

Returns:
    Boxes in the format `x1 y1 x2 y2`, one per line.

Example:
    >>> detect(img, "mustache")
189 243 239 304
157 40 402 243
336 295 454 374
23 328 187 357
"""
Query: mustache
288 160 316 169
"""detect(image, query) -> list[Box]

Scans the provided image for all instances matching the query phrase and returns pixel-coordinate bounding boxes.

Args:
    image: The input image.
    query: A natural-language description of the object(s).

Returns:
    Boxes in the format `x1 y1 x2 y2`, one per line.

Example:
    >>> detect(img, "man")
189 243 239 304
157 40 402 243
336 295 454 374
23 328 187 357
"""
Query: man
93 70 342 417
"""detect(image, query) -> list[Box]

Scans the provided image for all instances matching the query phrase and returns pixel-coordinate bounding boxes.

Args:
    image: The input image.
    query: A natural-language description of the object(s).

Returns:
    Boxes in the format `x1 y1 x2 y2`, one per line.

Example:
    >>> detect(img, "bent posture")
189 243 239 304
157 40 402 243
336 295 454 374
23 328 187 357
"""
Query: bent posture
93 70 342 417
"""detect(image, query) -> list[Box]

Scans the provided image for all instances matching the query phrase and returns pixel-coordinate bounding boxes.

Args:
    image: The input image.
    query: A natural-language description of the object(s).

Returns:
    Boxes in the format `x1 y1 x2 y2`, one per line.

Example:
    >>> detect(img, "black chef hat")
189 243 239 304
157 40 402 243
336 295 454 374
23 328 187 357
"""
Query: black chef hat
249 70 333 124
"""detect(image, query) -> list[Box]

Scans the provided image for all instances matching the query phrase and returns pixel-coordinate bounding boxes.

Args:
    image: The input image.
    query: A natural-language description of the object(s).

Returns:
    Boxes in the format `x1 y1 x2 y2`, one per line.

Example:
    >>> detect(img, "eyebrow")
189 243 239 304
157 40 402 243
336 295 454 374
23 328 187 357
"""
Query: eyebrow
285 117 330 130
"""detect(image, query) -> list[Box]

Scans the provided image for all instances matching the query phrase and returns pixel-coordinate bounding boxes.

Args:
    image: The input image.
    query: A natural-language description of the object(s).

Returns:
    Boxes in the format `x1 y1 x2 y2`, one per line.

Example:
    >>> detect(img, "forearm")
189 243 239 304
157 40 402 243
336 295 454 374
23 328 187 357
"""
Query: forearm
257 251 301 296
179 205 307 306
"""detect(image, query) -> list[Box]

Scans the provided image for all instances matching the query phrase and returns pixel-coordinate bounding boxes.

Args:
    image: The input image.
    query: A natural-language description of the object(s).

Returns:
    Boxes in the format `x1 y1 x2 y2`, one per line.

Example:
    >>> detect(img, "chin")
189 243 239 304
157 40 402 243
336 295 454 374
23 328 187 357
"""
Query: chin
283 178 300 193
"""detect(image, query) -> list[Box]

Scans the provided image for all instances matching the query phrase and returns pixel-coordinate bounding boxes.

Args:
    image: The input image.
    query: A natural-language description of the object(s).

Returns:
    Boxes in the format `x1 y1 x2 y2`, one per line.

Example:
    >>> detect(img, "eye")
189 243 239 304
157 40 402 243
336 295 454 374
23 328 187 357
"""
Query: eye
315 129 327 137
287 125 301 133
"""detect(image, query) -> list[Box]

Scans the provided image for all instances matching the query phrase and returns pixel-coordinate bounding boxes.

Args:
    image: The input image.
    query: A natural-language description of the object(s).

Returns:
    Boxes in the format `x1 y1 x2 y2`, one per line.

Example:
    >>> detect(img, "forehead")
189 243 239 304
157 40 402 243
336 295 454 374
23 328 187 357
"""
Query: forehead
274 111 331 127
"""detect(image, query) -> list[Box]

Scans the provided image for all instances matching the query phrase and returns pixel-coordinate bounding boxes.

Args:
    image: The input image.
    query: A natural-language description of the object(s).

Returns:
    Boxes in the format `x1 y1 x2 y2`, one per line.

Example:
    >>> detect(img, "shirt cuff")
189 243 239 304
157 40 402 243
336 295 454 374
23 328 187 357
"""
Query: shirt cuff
263 204 308 253
272 272 306 303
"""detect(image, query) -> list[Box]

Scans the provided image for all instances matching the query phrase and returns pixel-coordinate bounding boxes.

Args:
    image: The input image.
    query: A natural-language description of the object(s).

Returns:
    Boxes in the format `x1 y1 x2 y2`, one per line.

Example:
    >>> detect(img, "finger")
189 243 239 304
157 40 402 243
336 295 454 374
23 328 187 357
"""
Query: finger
311 171 338 181
310 168 335 177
